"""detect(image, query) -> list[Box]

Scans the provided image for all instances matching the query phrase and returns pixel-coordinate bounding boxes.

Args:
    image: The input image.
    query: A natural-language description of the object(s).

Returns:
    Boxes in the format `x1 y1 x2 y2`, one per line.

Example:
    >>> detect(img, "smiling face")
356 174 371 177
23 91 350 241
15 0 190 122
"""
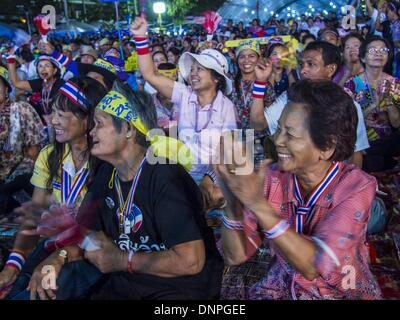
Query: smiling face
51 107 88 144
237 49 259 75
344 37 362 64
274 103 324 175
189 60 216 92
363 40 389 69
37 60 58 81
90 109 126 162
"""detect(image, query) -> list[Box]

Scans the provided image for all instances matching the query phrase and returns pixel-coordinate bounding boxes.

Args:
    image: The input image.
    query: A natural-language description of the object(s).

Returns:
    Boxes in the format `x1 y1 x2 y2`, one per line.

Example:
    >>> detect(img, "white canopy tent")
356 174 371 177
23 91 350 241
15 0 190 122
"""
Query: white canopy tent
217 0 352 23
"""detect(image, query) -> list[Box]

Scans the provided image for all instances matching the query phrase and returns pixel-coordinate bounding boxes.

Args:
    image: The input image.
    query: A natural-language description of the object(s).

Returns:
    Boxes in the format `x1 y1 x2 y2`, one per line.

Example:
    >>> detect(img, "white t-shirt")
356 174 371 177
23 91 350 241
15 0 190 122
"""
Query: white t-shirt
263 91 370 152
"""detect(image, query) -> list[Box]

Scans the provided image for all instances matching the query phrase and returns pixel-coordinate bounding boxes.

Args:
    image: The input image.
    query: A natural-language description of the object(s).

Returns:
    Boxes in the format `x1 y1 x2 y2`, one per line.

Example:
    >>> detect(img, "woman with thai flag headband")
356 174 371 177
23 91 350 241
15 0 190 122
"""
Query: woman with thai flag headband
0 76 107 300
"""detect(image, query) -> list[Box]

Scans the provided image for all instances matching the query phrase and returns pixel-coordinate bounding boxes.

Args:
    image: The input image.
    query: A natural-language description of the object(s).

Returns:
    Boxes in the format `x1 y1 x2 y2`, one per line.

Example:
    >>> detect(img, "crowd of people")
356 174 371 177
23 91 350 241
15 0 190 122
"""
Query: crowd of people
0 0 399 300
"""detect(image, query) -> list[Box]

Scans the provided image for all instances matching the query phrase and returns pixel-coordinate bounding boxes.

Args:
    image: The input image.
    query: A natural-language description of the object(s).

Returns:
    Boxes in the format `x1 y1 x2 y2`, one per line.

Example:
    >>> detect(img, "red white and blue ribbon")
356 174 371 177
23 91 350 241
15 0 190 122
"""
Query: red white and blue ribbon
134 36 150 55
252 80 267 99
58 81 88 110
114 156 146 234
61 167 89 206
293 162 339 234
53 51 71 67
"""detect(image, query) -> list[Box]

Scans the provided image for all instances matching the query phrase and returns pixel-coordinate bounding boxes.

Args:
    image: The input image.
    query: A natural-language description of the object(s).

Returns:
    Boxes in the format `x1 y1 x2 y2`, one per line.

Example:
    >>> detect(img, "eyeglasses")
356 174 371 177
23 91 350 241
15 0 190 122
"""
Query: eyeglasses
367 47 390 55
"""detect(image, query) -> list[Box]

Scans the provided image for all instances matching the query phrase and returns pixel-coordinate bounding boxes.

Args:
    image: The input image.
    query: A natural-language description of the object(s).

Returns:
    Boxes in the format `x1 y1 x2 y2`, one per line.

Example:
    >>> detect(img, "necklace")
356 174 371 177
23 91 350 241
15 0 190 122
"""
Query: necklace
42 79 55 114
364 71 383 106
194 93 217 133
240 79 253 107
114 156 146 235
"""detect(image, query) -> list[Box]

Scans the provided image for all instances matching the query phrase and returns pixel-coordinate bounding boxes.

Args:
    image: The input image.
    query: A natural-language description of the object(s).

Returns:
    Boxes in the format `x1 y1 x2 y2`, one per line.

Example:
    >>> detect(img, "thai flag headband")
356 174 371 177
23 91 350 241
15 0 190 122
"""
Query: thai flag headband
58 81 88 111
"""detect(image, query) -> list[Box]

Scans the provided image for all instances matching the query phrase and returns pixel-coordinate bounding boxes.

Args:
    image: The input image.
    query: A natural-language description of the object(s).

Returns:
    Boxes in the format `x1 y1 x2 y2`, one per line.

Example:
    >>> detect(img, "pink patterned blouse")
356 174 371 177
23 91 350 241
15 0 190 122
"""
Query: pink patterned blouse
239 162 382 300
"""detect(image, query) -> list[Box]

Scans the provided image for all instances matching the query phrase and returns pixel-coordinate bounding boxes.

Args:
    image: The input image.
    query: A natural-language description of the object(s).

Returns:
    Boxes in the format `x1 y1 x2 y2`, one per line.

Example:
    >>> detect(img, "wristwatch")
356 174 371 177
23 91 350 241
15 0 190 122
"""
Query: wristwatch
58 249 68 263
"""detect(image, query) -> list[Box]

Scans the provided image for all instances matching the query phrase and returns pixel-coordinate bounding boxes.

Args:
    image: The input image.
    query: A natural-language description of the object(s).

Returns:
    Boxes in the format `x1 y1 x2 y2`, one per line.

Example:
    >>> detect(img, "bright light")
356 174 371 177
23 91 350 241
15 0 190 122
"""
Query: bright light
270 11 274 14
330 2 333 5
311 8 315 12
323 10 328 15
287 7 291 11
333 5 336 9
153 2 166 14
308 5 313 9
251 10 255 14
244 8 248 12
264 8 267 12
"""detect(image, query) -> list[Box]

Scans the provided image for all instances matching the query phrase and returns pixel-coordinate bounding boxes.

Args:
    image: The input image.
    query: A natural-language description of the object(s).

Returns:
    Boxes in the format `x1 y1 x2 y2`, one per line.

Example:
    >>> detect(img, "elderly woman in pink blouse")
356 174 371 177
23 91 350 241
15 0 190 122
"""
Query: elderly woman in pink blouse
216 79 382 300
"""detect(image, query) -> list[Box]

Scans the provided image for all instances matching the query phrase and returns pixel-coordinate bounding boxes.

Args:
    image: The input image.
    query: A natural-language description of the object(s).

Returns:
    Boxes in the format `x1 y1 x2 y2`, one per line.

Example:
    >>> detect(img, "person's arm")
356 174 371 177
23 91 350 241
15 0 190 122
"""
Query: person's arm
217 161 318 279
365 0 374 17
217 159 377 281
6 57 32 92
347 151 364 168
250 58 273 131
85 232 204 277
28 245 84 300
130 17 174 99
375 8 384 32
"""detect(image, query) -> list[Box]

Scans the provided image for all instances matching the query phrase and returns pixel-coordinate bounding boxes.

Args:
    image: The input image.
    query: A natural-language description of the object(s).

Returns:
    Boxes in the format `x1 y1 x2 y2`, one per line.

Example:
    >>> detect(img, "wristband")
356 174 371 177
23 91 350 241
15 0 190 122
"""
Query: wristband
262 219 290 240
222 214 244 230
5 250 27 273
134 37 150 55
6 55 16 64
252 80 268 99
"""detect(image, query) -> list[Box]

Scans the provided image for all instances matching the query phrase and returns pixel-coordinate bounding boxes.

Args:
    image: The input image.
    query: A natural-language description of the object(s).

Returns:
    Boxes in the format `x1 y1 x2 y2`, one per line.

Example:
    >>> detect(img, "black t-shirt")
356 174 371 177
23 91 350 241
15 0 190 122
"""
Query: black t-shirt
28 78 65 116
78 161 224 299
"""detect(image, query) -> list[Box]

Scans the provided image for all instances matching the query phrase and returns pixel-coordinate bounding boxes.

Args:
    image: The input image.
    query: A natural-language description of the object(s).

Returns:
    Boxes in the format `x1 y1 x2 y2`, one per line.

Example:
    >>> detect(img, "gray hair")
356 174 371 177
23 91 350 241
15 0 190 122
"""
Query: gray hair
110 80 158 148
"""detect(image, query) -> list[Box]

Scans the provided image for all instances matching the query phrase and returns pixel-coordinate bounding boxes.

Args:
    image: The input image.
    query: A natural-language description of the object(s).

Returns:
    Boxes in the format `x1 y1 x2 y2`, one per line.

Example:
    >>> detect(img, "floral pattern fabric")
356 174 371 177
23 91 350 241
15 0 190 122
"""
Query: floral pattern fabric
0 101 45 182
344 73 400 141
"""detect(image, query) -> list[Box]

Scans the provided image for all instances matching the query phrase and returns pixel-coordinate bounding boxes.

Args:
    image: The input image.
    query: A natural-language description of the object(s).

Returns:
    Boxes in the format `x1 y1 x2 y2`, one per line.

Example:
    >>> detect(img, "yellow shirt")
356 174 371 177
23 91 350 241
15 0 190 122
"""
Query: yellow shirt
125 52 138 72
30 144 89 207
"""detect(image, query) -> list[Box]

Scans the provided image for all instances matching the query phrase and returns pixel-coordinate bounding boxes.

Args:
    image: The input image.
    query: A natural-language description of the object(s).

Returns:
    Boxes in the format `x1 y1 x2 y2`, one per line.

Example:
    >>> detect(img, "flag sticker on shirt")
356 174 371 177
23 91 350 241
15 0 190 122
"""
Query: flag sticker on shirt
131 204 143 233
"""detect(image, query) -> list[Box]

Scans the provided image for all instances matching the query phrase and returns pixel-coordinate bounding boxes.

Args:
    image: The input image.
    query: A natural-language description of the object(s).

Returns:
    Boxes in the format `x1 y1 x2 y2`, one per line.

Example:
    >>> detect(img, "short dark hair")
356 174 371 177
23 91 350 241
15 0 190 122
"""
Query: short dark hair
287 79 358 161
359 35 393 65
167 47 181 57
304 40 342 68
341 32 364 51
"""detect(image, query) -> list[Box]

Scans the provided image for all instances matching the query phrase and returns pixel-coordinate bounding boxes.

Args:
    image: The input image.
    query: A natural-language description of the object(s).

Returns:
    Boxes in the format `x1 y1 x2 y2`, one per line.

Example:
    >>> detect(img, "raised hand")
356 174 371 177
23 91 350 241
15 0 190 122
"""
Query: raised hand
130 16 148 37
255 57 273 82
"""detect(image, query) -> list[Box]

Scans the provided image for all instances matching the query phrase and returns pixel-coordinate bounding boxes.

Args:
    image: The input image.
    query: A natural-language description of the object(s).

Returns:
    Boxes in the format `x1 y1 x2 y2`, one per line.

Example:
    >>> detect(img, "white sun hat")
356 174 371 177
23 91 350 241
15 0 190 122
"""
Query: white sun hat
178 49 232 95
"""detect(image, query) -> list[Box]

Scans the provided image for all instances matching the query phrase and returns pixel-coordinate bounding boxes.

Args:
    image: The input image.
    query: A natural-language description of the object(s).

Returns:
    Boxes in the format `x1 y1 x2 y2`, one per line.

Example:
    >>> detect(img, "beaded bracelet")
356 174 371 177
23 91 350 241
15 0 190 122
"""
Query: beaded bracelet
263 219 290 240
222 214 244 230
134 37 150 55
252 80 268 99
